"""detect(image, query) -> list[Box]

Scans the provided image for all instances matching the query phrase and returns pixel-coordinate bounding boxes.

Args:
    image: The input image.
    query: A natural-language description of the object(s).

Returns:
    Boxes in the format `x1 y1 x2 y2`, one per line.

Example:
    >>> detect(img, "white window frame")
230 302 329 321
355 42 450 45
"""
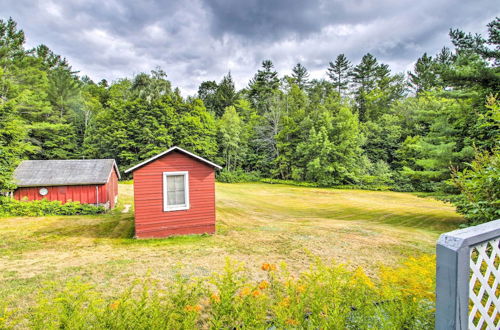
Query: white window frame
163 171 190 212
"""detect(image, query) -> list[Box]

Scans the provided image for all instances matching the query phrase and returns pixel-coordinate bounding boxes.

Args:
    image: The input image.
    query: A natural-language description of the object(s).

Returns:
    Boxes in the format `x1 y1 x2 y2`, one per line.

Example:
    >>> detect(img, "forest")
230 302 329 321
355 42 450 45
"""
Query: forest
0 17 498 223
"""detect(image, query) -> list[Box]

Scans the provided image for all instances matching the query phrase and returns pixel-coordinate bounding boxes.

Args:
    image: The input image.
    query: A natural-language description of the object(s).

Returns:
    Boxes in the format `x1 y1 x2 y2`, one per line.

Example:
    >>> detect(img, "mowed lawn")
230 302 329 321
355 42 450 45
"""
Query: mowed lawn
0 182 462 313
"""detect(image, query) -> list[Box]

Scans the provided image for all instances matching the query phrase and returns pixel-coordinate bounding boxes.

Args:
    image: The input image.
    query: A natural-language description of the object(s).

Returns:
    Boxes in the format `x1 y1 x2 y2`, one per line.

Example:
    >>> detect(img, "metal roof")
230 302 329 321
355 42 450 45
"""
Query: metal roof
125 146 222 173
14 159 120 187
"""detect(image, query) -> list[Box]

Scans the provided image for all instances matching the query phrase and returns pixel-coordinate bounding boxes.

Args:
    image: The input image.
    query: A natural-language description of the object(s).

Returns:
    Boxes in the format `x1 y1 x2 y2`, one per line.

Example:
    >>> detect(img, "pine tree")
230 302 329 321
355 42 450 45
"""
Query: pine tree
327 54 352 96
214 72 237 117
291 63 310 90
248 60 280 114
351 53 381 120
34 44 70 71
47 67 81 120
275 84 308 179
408 53 438 94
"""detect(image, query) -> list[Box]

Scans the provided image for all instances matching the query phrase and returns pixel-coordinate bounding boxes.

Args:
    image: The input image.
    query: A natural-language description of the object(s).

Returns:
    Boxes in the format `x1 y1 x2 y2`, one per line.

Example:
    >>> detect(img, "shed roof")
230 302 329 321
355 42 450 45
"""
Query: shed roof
125 146 222 173
14 159 120 187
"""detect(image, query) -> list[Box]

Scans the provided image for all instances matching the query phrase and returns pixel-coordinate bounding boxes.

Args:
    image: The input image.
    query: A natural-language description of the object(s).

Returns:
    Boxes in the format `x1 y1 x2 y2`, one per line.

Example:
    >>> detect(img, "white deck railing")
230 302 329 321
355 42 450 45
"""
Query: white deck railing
436 219 500 329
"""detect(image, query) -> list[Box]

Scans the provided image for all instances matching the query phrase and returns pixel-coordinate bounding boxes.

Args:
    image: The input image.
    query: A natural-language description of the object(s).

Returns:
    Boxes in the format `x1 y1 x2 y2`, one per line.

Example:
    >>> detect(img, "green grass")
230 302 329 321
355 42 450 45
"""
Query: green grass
0 182 463 320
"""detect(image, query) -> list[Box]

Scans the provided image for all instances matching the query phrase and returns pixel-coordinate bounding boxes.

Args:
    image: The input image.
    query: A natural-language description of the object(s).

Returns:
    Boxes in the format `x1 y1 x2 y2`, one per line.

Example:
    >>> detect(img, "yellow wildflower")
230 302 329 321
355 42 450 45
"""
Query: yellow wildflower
109 301 120 310
211 293 221 303
279 297 290 307
261 262 277 271
239 287 251 297
185 304 202 312
252 289 262 297
285 319 299 325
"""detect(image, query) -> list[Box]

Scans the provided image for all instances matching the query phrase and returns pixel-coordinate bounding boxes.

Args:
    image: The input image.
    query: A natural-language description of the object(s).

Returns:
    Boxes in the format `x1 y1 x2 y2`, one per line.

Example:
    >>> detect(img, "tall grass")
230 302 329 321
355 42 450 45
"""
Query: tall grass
2 255 435 329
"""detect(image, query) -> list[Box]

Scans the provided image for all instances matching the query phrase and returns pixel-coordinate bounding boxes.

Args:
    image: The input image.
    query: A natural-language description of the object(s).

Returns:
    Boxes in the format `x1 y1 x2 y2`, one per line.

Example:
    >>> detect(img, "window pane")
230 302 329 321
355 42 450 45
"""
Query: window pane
167 191 176 205
167 176 176 192
175 175 184 191
175 190 185 204
165 174 187 208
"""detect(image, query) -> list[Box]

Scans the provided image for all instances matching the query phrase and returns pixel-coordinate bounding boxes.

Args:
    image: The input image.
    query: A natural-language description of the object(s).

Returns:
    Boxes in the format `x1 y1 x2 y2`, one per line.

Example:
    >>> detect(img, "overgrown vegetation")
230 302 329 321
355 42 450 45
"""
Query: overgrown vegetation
450 149 500 225
0 17 498 224
1 256 435 329
216 169 261 183
0 197 105 217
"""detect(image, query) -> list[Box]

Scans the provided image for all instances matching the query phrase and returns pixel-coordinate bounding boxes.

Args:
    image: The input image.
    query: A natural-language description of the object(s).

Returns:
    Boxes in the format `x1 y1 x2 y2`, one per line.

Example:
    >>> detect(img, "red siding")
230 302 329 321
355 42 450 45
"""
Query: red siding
132 150 216 238
14 184 105 205
104 169 119 209
13 167 120 209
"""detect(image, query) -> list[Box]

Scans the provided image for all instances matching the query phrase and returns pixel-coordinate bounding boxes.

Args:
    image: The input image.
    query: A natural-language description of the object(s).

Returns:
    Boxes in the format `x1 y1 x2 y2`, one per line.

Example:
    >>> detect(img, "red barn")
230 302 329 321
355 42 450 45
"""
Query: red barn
13 159 120 209
125 146 221 238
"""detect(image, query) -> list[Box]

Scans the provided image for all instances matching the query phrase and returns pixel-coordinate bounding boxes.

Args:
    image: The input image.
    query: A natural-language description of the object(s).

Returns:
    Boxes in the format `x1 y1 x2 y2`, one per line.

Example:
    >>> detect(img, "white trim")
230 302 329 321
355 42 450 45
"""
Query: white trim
111 160 121 180
125 146 222 173
163 171 190 212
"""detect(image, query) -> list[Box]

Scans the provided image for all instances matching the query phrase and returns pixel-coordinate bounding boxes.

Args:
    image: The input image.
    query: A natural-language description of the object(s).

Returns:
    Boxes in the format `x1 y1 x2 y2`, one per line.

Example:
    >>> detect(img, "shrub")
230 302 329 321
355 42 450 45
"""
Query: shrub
216 169 261 183
14 255 435 329
450 149 500 224
0 197 105 217
260 178 321 187
260 178 392 191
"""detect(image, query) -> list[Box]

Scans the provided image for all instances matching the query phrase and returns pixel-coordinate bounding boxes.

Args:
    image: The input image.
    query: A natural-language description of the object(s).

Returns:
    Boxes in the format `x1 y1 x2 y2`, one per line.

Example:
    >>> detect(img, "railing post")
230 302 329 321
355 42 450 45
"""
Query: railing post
435 219 500 330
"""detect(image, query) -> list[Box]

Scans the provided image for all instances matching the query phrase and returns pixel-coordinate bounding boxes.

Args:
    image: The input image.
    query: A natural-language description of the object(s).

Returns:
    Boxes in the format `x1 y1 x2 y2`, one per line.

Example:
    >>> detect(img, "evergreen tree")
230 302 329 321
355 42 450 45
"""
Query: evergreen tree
408 53 438 94
214 72 237 117
197 73 237 117
275 84 308 179
449 17 499 63
34 44 70 71
248 60 280 114
327 54 352 96
291 63 310 90
351 53 380 120
47 67 81 120
395 95 474 191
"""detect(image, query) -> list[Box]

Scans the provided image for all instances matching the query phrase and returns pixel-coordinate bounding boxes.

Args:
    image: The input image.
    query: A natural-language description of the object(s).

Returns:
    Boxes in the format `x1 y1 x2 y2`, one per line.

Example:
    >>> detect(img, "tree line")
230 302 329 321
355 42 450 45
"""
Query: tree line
1 17 498 217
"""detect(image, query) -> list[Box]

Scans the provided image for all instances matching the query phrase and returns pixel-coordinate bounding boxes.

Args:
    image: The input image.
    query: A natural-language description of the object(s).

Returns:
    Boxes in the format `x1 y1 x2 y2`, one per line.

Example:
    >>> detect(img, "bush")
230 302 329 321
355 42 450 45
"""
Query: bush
216 169 261 183
260 178 321 187
0 197 105 217
8 255 436 329
450 149 500 225
260 178 392 191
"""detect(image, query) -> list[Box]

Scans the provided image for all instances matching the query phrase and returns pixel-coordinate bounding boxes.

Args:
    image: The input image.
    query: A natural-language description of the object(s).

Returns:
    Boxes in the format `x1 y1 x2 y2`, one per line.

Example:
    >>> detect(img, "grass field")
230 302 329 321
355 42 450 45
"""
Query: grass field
0 182 463 315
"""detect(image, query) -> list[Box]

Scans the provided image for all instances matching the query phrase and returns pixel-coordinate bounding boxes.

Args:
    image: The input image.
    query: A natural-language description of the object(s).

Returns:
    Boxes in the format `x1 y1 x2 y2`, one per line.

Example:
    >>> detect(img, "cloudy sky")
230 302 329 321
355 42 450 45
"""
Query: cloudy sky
1 0 498 95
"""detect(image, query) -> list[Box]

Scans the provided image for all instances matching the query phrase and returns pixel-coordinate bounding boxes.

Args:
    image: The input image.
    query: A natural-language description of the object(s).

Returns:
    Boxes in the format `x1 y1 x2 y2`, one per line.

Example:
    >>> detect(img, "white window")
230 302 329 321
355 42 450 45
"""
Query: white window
163 171 189 211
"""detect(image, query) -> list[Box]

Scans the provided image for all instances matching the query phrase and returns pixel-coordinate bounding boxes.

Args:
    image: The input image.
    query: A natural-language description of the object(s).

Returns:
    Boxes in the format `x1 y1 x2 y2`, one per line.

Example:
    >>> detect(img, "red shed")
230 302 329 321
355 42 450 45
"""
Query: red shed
125 146 221 238
13 159 120 209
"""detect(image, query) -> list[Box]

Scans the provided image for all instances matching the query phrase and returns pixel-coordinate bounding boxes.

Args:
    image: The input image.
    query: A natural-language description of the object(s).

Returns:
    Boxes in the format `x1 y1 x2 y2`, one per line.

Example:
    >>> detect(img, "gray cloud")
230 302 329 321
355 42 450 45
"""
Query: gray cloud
1 0 498 94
